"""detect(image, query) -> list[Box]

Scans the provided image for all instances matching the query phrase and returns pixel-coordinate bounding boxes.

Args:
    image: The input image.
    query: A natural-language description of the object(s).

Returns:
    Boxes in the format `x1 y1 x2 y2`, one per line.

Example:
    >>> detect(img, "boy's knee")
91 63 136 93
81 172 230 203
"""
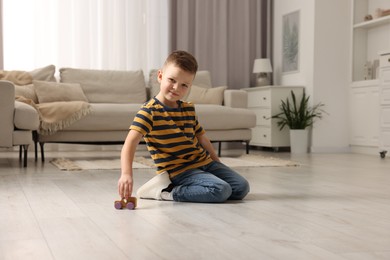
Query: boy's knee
232 179 250 200
212 182 232 203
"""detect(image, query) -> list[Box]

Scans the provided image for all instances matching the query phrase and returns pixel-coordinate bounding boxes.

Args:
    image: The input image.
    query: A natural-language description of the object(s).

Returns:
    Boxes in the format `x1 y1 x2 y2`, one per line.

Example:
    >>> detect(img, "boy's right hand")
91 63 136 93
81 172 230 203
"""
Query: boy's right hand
118 174 133 199
118 130 142 199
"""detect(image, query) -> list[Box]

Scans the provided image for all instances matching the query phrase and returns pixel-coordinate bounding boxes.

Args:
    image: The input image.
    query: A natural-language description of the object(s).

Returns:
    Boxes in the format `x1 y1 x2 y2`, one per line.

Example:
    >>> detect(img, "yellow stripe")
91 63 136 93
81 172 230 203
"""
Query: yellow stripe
136 100 211 177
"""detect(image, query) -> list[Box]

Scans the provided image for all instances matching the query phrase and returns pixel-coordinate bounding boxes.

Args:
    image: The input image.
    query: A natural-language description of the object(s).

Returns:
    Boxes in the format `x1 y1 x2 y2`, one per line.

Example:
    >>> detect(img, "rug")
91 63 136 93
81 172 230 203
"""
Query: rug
50 157 150 171
50 154 299 171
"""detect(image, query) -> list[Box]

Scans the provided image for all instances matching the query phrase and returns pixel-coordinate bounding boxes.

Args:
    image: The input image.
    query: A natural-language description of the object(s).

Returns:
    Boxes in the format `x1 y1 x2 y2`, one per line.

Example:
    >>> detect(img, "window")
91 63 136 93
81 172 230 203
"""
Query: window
3 0 169 72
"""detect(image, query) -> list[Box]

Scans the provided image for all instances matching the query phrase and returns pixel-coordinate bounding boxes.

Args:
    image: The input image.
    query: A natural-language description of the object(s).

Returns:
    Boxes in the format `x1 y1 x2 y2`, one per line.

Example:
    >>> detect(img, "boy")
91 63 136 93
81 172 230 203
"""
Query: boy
118 50 249 203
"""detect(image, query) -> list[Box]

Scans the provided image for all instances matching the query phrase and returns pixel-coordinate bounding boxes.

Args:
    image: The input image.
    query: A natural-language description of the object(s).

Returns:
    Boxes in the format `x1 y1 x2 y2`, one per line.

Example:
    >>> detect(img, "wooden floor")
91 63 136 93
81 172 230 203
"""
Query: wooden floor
0 148 390 260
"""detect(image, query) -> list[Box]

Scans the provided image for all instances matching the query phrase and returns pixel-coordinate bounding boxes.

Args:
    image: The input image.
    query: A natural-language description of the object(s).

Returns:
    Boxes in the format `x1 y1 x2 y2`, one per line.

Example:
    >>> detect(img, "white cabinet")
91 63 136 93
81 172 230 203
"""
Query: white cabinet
349 0 390 153
349 82 380 147
243 86 304 150
351 0 390 83
379 52 390 157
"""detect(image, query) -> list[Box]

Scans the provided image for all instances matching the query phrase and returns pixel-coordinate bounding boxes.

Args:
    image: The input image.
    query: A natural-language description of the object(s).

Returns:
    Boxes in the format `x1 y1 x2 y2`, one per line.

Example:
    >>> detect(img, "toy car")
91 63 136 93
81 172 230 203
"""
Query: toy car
114 197 137 210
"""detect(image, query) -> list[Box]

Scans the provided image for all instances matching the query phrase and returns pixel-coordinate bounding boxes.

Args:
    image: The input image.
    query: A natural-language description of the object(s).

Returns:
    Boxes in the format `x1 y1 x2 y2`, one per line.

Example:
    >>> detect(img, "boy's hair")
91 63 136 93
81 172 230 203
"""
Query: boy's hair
163 50 198 74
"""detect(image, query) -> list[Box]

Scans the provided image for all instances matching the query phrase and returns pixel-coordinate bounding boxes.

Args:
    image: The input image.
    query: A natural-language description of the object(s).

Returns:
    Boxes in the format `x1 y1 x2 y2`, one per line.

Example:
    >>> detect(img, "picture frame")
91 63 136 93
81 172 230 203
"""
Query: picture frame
282 10 300 74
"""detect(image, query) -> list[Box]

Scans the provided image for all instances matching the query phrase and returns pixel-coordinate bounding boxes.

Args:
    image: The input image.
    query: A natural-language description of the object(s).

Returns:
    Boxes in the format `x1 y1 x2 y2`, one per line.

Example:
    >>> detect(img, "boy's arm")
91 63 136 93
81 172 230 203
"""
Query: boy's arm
197 133 220 162
118 130 143 199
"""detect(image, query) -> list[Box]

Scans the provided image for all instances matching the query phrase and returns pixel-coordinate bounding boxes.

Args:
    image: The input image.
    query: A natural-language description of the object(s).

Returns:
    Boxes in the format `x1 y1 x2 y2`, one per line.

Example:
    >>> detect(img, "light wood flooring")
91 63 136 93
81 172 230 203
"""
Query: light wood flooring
0 148 390 260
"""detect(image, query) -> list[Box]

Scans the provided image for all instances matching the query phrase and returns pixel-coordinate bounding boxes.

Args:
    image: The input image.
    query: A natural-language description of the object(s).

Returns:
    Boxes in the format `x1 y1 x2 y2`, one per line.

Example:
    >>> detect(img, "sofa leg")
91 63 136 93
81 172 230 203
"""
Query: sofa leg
34 141 38 162
32 131 38 162
24 145 28 167
246 141 250 154
218 142 222 157
20 144 29 167
40 142 45 162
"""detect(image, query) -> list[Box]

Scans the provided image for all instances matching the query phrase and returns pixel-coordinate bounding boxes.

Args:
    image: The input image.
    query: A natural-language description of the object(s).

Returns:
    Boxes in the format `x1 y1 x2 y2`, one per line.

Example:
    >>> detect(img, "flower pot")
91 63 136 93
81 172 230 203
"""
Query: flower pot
289 129 309 154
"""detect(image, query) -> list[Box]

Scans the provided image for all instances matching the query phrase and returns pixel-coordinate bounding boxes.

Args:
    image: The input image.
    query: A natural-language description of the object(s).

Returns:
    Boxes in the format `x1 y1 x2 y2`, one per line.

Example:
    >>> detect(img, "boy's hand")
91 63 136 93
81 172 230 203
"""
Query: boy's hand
118 174 133 199
197 133 220 162
118 130 143 199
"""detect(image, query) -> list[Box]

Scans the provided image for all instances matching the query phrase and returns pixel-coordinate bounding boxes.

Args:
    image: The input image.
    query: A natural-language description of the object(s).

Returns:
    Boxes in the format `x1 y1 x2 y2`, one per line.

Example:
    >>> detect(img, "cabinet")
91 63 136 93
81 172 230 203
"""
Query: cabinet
243 86 304 150
349 0 390 153
351 0 390 83
379 52 390 157
349 82 380 147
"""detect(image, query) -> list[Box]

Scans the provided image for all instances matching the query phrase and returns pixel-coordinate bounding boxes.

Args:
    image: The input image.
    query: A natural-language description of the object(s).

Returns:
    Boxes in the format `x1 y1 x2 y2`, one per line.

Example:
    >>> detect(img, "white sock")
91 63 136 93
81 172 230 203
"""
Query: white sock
161 191 173 201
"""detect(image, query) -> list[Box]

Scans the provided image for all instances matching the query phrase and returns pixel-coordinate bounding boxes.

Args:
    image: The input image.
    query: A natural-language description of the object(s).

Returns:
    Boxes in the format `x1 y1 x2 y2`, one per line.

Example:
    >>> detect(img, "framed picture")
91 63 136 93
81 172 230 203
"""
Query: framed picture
282 10 300 74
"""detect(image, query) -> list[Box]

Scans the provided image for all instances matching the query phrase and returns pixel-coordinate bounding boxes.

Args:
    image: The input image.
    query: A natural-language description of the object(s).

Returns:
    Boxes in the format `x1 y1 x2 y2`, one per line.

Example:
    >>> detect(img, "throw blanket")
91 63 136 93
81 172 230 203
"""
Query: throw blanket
0 70 32 85
16 96 91 135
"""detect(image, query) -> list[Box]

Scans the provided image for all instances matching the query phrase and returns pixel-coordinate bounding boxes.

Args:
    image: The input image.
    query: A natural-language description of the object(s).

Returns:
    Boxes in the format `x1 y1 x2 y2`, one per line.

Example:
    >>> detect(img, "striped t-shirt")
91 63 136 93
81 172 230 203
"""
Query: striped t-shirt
130 98 213 178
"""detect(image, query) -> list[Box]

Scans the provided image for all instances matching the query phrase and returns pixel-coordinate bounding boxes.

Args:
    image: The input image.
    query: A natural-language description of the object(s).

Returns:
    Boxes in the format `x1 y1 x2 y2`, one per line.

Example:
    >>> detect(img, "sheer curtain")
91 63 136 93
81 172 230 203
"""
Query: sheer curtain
170 0 272 89
0 0 3 70
2 0 169 73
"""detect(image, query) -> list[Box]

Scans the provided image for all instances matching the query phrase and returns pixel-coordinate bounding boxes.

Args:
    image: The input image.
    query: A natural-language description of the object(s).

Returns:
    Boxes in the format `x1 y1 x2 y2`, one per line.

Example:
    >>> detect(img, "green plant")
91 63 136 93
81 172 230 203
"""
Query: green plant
272 90 326 130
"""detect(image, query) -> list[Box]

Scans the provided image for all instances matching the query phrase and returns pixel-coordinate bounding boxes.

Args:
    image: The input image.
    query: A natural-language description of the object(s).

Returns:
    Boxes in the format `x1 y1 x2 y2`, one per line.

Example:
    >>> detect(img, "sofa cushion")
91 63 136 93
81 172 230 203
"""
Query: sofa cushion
64 103 142 131
195 104 256 130
33 80 88 103
29 65 56 82
1 65 56 86
60 68 147 103
15 84 39 103
148 69 160 98
193 71 212 88
185 85 226 105
14 101 39 130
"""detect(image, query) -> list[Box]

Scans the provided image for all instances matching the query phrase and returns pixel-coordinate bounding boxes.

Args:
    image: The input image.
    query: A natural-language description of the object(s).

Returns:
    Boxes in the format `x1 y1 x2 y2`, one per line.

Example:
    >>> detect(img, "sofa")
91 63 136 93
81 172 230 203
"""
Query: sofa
0 65 256 163
0 81 40 166
0 65 59 166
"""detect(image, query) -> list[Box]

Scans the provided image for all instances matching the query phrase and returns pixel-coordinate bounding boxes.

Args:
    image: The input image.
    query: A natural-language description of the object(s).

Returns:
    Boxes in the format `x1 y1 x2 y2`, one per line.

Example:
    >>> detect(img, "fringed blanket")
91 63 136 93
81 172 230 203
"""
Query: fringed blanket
16 96 91 135
3 70 91 135
0 70 33 85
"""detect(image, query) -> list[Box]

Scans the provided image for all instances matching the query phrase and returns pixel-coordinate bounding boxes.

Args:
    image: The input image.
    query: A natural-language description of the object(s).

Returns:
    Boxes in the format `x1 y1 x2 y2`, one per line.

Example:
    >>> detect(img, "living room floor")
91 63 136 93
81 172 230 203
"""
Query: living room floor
0 148 389 260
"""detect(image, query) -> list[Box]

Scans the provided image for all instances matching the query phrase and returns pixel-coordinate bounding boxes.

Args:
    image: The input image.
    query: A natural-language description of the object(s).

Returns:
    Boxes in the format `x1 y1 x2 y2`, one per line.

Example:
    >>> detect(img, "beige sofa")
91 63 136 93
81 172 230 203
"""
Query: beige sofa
1 66 256 163
0 65 58 166
0 81 40 166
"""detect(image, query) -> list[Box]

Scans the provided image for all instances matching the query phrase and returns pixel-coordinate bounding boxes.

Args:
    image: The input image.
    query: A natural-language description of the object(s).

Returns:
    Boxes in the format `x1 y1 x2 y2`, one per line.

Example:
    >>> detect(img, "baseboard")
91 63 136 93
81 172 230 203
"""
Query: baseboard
349 145 382 156
310 146 351 153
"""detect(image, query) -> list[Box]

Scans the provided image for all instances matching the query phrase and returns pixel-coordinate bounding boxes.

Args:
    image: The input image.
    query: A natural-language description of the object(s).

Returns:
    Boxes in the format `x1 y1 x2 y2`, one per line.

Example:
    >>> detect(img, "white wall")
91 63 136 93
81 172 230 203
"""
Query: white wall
273 0 315 89
273 0 351 153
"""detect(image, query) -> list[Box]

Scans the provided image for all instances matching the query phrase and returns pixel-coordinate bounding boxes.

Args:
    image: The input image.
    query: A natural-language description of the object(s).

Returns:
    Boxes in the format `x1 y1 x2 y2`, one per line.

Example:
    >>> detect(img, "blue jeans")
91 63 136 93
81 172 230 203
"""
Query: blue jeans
170 161 250 203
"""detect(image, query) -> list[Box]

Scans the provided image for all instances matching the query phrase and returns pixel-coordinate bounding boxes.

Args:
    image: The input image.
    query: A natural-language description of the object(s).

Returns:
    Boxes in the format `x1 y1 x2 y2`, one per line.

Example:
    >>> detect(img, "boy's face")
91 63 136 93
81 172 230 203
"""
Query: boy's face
156 63 194 107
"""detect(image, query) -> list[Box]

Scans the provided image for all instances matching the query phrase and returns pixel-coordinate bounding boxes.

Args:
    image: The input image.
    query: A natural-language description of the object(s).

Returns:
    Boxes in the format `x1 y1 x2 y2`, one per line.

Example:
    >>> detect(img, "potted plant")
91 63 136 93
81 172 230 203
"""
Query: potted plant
272 90 326 153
